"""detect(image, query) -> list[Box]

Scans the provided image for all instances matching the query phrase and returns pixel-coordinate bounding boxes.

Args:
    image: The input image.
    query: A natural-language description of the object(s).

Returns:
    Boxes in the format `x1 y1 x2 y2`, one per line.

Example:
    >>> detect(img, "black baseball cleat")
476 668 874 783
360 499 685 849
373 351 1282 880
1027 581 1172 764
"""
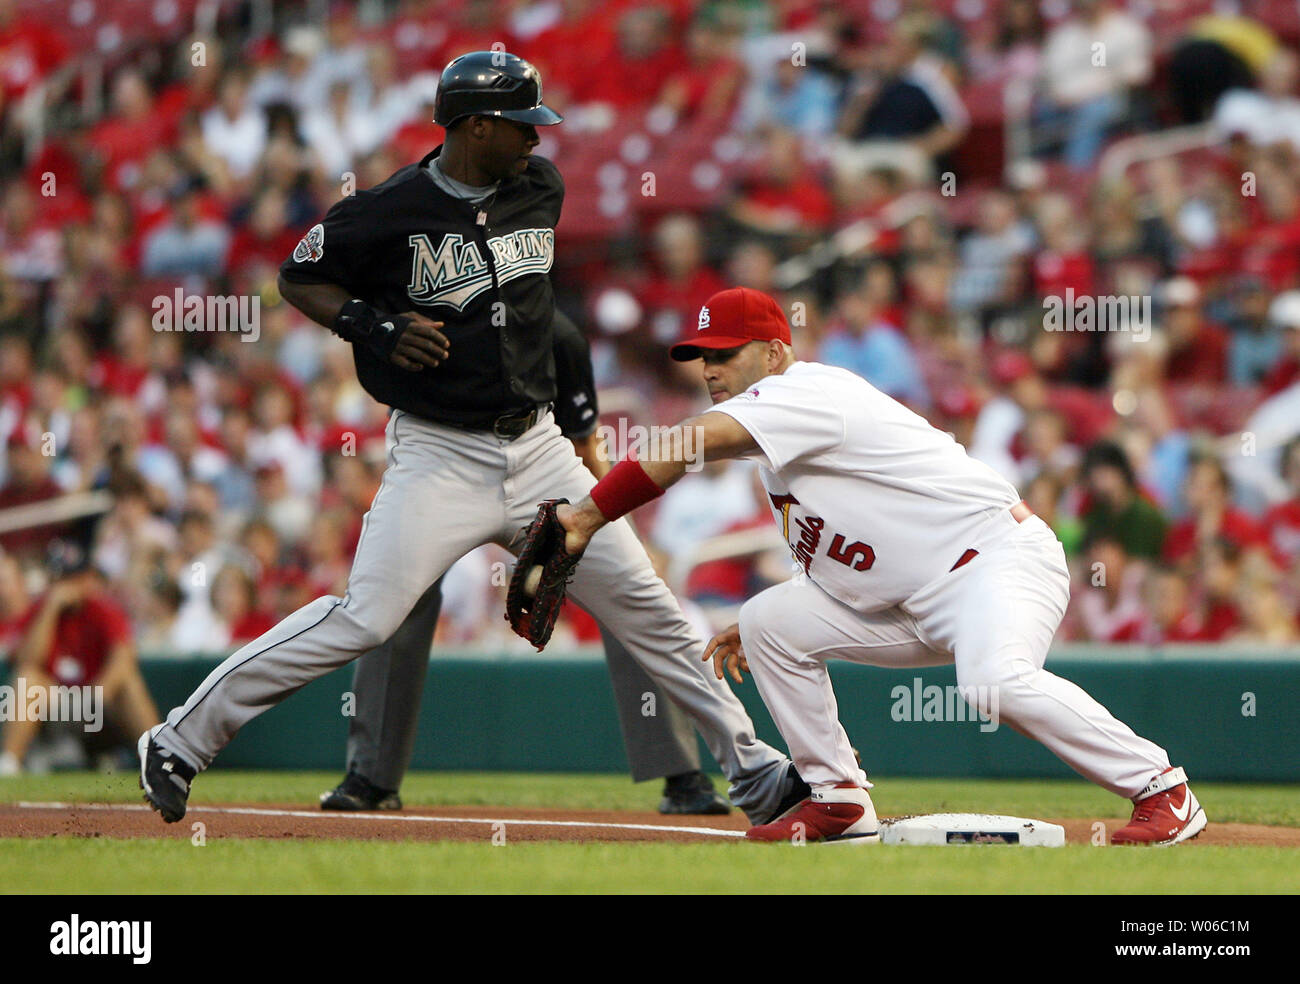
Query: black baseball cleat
138 728 196 824
659 770 731 815
320 769 402 811
757 762 812 826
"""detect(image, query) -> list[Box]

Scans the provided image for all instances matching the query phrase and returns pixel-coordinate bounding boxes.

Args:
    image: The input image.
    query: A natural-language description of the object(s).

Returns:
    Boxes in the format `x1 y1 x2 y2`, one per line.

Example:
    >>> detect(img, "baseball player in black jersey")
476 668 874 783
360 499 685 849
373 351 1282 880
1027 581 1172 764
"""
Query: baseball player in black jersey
321 311 729 815
138 51 806 826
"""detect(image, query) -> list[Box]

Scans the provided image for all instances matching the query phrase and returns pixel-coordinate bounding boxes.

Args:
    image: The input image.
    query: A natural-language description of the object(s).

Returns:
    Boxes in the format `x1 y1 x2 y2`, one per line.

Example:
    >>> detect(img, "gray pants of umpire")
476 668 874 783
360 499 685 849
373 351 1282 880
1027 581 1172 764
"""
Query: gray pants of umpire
347 579 701 790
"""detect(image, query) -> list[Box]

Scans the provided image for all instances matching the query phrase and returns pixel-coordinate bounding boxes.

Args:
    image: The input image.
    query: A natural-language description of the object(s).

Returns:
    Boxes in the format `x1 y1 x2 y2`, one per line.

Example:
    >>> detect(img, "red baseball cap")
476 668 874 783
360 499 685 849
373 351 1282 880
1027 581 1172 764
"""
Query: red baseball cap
669 287 792 362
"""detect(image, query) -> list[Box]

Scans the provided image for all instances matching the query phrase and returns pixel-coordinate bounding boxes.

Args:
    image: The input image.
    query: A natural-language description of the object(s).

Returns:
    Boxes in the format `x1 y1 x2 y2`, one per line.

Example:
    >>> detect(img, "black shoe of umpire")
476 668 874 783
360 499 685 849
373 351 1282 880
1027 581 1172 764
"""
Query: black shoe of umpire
320 769 402 811
658 770 731 815
138 729 196 824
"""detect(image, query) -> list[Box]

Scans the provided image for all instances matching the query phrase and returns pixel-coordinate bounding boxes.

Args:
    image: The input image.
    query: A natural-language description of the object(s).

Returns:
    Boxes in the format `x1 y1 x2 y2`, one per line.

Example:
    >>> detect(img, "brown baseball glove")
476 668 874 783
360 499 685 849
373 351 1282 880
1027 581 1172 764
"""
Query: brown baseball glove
505 498 584 650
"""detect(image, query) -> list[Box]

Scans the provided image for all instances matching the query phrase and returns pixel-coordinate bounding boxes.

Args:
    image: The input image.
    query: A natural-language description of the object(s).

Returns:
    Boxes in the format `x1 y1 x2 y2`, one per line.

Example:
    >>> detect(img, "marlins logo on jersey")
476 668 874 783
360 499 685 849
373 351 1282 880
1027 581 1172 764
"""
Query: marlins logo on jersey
407 228 555 311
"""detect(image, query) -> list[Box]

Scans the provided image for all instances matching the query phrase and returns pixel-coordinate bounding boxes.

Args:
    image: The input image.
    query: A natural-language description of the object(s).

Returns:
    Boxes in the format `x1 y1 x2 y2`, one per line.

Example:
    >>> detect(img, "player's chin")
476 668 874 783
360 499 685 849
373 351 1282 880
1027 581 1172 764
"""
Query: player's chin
708 390 729 404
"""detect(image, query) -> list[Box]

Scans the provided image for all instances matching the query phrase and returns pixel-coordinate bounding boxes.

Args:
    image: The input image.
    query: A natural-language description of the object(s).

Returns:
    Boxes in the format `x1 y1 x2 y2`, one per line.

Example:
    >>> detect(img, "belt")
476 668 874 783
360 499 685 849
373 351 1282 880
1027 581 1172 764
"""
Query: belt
436 403 549 441
949 500 1034 572
490 403 549 440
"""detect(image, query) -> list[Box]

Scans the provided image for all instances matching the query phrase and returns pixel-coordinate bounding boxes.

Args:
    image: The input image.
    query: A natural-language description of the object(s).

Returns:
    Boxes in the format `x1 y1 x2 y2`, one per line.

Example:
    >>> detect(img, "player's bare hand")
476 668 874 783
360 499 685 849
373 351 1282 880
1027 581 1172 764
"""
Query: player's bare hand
555 500 602 556
704 623 748 684
390 313 449 371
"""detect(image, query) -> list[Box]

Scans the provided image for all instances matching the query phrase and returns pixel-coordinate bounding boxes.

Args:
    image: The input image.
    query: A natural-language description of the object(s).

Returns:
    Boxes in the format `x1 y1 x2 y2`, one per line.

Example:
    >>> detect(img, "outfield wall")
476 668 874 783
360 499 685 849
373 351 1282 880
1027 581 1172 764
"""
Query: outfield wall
104 645 1300 781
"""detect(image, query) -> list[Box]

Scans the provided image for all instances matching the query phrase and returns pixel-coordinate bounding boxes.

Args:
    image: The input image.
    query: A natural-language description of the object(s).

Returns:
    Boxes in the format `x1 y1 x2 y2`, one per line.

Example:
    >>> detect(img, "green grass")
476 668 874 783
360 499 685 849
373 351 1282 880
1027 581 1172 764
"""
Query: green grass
3 772 1299 894
1 838 1296 894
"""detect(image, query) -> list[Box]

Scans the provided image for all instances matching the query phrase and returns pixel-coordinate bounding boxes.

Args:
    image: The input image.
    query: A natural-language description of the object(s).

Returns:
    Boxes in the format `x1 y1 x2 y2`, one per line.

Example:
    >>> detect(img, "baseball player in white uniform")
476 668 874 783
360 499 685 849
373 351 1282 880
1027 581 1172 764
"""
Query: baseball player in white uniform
554 287 1206 846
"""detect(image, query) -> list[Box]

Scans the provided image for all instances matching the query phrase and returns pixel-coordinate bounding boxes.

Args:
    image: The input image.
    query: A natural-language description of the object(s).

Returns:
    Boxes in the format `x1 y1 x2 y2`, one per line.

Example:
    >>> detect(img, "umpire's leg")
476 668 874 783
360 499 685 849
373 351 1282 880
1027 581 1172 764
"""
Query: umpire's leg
597 623 701 782
344 595 702 791
344 578 444 791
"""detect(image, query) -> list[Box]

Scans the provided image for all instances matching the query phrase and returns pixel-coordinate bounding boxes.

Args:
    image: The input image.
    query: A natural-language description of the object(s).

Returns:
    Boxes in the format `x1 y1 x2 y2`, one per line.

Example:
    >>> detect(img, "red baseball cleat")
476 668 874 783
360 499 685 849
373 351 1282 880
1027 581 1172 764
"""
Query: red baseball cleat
746 782 878 844
1111 766 1207 846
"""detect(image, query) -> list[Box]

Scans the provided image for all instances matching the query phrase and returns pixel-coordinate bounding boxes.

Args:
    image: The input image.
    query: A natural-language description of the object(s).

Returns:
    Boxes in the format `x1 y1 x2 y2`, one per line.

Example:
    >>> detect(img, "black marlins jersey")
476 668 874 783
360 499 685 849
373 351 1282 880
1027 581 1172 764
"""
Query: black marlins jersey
280 147 564 428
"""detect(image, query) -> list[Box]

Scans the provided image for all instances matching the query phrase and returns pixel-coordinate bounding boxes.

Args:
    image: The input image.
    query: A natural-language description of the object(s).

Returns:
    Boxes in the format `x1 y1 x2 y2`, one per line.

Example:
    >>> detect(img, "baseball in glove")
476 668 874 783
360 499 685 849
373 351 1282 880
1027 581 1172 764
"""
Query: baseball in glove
506 498 584 650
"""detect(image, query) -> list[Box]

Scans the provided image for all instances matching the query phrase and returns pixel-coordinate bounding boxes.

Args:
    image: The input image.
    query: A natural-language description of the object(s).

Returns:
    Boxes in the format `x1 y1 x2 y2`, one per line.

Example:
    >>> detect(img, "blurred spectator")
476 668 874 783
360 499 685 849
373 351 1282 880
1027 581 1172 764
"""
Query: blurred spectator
139 175 229 279
1020 408 1080 488
820 264 927 406
1212 50 1300 152
255 462 313 546
302 509 351 597
0 541 159 776
1 182 62 294
200 69 267 180
1076 532 1145 642
1234 555 1298 644
1163 454 1265 568
250 383 321 497
1025 470 1081 556
1090 179 1175 275
650 459 762 562
0 0 68 107
1080 441 1167 561
1197 537 1244 640
302 80 371 180
211 564 274 646
571 5 684 114
969 0 1043 87
1160 278 1228 385
0 434 70 559
1140 565 1203 644
638 213 726 349
89 69 176 193
736 54 839 141
249 27 324 113
92 471 177 586
726 127 834 245
1263 436 1300 573
136 572 183 651
136 412 227 512
1261 291 1300 395
1035 0 1152 170
1226 277 1287 387
837 14 968 178
654 16 745 122
0 551 29 660
949 190 1033 317
1168 14 1278 125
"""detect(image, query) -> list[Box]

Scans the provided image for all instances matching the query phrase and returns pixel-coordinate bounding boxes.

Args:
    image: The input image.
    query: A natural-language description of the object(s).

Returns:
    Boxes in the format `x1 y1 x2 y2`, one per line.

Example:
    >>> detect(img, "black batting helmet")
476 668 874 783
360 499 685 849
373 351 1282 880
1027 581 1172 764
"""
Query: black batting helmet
434 50 563 128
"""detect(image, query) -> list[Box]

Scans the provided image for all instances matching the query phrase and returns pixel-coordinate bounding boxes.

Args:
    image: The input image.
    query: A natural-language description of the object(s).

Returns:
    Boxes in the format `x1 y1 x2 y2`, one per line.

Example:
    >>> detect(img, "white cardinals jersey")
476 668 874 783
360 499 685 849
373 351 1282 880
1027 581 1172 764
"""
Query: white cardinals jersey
711 362 1023 612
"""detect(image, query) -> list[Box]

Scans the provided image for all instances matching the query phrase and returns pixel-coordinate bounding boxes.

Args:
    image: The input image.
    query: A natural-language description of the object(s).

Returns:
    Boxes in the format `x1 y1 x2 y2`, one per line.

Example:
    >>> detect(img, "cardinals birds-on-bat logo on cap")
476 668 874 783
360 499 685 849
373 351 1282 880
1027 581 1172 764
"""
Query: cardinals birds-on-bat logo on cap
697 306 710 331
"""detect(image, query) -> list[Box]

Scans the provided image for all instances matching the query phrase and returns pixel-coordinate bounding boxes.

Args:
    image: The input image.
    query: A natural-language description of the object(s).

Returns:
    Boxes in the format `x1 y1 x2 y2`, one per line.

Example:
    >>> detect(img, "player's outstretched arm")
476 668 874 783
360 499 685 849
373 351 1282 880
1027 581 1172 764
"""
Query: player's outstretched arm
556 410 758 554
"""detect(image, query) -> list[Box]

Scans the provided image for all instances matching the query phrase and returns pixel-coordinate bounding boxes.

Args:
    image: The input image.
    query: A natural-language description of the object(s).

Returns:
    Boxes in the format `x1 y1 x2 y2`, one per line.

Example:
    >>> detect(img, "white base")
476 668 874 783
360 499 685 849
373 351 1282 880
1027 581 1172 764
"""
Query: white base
879 813 1065 847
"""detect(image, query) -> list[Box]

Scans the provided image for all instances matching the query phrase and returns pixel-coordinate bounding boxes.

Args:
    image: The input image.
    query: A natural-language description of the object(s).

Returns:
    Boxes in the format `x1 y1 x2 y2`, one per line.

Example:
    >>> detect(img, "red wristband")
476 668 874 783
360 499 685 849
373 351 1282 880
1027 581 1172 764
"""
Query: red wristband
590 457 664 521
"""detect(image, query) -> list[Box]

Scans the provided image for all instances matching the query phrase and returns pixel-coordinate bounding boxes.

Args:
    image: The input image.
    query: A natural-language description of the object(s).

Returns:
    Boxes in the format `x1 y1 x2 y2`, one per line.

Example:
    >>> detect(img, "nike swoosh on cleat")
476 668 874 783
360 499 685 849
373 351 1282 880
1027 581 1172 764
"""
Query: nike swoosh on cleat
1170 796 1192 822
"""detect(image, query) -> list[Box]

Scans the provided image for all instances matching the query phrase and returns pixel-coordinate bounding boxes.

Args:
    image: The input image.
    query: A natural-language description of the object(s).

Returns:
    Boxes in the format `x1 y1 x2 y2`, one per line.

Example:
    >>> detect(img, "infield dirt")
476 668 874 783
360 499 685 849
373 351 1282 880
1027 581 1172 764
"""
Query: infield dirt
2 803 1297 846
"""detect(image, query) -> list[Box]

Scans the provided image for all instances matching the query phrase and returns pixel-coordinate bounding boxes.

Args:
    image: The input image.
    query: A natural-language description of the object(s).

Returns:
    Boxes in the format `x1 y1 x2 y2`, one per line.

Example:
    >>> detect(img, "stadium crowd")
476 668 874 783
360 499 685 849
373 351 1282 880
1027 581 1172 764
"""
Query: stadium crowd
2 0 1300 675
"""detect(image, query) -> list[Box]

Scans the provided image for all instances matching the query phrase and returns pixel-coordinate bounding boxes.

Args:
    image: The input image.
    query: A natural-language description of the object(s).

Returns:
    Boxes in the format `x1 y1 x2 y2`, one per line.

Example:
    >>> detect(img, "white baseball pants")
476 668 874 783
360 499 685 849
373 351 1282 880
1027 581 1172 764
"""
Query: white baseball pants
738 511 1172 798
